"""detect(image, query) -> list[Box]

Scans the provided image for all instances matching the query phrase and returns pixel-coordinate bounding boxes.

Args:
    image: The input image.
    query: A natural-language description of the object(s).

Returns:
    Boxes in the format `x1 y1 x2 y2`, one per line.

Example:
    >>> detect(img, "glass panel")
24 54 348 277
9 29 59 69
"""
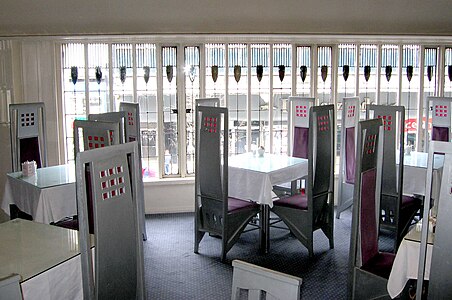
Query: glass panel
380 45 399 105
317 46 332 105
205 43 226 105
272 43 292 154
185 46 200 175
87 44 109 114
250 44 270 152
421 48 438 149
338 44 356 99
402 45 420 149
136 43 159 178
62 43 85 163
359 44 377 109
296 46 311 96
112 43 134 109
228 43 248 155
162 46 179 175
445 47 452 97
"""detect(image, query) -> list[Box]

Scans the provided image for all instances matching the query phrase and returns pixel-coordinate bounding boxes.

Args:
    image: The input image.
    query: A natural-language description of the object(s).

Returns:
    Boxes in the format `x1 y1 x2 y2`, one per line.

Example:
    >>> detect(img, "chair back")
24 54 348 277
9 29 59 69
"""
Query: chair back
195 97 220 107
307 105 334 216
73 119 121 154
289 97 315 159
416 141 452 298
88 111 126 144
76 142 145 300
119 102 147 241
0 274 22 300
231 260 302 300
195 106 228 234
425 97 452 149
9 102 47 171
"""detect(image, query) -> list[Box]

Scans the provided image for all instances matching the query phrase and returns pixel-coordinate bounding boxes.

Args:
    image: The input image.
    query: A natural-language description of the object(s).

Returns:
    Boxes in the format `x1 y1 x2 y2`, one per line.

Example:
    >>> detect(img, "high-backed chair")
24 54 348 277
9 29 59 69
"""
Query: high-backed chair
336 97 360 219
367 104 422 250
88 111 126 144
9 102 47 172
194 106 260 262
231 260 302 300
0 274 22 300
119 102 147 241
271 105 335 257
76 142 145 299
415 141 452 299
53 119 121 232
424 96 452 150
273 97 315 196
348 118 395 299
195 97 220 107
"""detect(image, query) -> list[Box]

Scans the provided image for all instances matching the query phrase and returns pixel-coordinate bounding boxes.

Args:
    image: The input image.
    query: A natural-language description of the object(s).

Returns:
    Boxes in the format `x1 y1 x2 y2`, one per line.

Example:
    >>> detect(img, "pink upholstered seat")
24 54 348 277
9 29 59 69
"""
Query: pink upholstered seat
228 197 259 213
273 193 308 210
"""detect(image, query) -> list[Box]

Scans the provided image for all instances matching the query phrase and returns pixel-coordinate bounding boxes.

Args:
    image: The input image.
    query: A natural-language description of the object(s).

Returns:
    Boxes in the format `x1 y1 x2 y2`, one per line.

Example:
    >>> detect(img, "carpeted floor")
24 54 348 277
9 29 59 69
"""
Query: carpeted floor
143 209 389 299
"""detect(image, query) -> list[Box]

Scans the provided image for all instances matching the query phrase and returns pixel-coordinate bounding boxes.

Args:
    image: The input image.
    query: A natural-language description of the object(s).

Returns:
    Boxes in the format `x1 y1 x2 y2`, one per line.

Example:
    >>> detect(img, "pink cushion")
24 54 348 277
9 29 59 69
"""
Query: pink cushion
432 126 450 142
273 193 308 210
228 197 259 213
345 127 356 184
361 252 395 279
293 127 309 159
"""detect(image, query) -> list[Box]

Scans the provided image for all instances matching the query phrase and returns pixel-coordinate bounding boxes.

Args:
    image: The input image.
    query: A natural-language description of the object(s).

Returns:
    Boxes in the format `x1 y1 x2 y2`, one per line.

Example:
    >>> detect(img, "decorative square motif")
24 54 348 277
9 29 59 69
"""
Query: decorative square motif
435 105 448 117
317 114 330 131
87 135 106 149
99 164 126 200
20 112 35 127
203 116 218 133
364 134 377 154
347 105 356 118
127 112 134 126
296 105 308 118
377 115 393 131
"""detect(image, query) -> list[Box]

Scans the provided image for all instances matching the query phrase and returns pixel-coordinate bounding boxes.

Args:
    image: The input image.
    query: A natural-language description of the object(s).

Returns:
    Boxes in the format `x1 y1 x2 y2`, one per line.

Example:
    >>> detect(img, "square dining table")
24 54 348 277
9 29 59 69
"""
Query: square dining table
0 218 93 300
1 164 76 224
228 152 308 253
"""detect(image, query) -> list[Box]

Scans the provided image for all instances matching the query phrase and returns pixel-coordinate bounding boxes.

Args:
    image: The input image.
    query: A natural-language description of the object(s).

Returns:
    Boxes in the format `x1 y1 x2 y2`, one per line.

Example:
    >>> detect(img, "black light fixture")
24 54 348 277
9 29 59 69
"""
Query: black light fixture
299 65 307 83
342 65 350 82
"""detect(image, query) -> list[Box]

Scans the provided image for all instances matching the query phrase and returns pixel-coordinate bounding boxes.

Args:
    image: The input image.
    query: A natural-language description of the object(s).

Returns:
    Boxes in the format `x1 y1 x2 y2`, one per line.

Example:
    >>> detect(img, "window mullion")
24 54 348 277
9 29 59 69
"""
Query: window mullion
132 43 137 103
269 44 274 153
246 43 252 152
108 43 114 112
156 44 165 178
84 43 89 115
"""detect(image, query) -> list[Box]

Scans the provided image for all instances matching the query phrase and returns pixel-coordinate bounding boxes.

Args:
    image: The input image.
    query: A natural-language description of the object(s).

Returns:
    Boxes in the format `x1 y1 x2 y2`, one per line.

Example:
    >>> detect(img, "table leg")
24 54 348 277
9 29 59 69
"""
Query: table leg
259 204 270 253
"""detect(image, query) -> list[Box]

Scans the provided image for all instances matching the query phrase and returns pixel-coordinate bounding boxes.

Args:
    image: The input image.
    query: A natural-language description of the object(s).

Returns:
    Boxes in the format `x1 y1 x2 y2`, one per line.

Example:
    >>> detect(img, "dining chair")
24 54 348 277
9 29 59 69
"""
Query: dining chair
231 260 302 300
336 97 360 219
194 106 260 262
53 119 121 232
367 104 422 251
273 97 315 197
414 140 452 299
271 105 335 257
424 96 452 150
76 141 145 299
348 118 395 299
119 102 147 241
9 102 47 172
88 111 126 144
0 274 22 300
195 97 220 107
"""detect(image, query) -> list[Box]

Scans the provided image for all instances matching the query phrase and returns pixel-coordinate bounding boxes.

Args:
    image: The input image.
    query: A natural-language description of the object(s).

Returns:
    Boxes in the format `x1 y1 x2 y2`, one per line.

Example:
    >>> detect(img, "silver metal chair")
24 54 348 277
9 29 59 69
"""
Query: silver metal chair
231 260 302 300
119 102 147 241
367 104 422 250
424 96 452 150
415 140 452 298
88 111 126 144
336 97 360 219
348 118 395 299
77 142 145 299
271 105 335 257
0 274 22 300
9 102 47 172
194 106 260 262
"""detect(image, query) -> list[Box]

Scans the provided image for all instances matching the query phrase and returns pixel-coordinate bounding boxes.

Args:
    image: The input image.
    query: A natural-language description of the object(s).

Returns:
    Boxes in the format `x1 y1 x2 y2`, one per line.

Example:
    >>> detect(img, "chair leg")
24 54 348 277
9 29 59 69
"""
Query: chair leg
9 204 33 221
194 230 205 254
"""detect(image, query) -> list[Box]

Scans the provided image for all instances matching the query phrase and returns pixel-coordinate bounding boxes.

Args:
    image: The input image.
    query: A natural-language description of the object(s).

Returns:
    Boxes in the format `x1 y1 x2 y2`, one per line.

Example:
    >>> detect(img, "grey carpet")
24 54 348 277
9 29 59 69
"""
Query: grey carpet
143 209 394 299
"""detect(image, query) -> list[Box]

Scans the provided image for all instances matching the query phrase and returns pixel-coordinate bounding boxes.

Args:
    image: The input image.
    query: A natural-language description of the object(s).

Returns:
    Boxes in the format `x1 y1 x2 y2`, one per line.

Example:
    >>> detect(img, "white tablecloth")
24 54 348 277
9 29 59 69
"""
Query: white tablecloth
228 153 308 207
387 231 433 298
1 176 76 224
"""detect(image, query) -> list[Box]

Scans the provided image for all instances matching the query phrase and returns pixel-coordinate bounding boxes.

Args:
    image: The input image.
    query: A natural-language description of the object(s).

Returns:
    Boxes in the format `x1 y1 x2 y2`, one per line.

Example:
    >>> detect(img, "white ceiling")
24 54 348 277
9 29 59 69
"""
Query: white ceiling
1 0 451 37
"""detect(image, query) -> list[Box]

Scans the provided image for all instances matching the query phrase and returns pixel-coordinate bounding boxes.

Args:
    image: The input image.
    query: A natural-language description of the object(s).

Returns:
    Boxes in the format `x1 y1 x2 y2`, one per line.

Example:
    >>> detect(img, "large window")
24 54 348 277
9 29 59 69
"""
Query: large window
61 39 452 180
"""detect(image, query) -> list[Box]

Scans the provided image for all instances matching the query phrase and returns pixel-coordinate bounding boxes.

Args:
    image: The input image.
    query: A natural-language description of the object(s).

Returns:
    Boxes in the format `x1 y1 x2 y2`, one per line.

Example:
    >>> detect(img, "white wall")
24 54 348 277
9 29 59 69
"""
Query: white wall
0 0 451 36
